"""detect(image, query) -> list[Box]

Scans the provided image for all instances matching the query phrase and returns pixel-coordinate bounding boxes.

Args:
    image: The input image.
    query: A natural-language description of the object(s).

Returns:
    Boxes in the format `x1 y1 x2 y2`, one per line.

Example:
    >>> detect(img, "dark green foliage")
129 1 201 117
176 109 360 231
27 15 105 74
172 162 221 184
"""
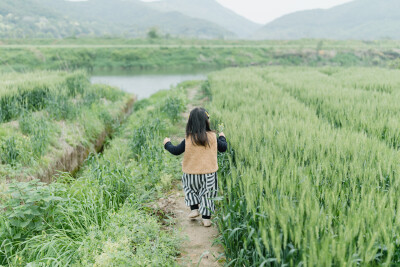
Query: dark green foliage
0 137 20 166
0 86 49 123
160 96 185 123
130 118 165 156
133 98 151 111
0 96 19 123
0 180 65 238
147 27 160 39
19 86 50 111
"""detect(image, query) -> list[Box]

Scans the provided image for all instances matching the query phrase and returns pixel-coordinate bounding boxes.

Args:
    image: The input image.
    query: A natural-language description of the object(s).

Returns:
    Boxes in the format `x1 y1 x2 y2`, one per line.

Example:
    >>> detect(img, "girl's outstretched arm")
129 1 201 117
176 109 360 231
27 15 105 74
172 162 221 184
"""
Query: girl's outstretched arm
164 139 185 155
217 132 227 153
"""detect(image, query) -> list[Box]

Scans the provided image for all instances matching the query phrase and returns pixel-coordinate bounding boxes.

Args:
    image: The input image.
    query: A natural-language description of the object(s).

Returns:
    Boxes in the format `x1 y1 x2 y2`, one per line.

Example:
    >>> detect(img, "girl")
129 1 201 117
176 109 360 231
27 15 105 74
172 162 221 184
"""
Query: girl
163 107 227 227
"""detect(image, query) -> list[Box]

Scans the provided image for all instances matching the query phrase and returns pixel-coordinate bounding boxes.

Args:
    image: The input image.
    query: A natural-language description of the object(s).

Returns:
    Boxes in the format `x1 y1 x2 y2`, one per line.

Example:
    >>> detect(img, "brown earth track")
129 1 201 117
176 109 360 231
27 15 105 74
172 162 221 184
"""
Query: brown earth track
158 86 225 266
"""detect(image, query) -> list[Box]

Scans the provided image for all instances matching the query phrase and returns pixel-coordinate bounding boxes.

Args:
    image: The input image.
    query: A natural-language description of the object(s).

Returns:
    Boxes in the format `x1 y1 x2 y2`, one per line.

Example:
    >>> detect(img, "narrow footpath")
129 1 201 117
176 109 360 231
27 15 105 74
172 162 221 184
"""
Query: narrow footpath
158 86 224 266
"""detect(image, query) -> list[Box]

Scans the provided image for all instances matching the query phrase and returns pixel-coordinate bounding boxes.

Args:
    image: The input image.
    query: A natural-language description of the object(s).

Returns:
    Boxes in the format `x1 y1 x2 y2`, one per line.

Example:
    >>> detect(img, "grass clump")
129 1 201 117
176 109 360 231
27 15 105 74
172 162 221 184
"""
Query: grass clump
0 84 185 266
160 95 186 123
0 136 22 166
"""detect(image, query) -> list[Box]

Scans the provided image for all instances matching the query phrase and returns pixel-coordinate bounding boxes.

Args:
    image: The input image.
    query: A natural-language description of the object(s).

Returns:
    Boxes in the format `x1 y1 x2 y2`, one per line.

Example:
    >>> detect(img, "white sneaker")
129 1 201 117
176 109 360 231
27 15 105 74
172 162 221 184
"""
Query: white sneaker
202 219 212 227
188 209 200 218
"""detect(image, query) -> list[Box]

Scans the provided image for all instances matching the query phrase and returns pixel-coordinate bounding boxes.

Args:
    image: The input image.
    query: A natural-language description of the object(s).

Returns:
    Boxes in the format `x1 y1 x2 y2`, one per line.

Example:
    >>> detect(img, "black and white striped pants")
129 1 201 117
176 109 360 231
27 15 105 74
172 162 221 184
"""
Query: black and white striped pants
181 172 218 217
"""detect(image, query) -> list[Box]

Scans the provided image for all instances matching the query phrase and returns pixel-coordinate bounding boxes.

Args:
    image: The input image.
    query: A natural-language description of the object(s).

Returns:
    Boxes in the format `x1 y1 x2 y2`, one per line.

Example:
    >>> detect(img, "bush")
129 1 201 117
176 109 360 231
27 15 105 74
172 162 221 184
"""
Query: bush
0 180 65 240
160 96 185 123
0 86 50 123
130 118 165 156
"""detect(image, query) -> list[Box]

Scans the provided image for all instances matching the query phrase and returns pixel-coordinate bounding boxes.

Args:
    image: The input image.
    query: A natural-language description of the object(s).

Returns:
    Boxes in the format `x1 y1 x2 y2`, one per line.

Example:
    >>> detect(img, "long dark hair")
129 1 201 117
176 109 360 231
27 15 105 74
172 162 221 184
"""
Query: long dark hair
186 107 212 147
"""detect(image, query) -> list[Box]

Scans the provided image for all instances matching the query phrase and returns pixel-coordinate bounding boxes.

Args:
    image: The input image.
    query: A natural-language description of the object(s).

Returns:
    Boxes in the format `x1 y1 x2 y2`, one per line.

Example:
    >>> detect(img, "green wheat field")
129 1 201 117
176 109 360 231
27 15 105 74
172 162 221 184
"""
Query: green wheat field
1 39 400 266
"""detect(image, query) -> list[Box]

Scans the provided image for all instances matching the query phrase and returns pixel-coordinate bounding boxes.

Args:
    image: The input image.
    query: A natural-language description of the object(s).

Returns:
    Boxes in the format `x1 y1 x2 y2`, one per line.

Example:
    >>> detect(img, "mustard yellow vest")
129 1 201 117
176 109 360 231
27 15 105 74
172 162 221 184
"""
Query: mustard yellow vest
182 132 218 174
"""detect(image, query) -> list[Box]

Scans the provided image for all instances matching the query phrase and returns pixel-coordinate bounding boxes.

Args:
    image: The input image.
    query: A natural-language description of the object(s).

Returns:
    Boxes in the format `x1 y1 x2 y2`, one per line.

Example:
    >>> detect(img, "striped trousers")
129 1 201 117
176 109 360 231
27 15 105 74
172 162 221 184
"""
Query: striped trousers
181 172 218 217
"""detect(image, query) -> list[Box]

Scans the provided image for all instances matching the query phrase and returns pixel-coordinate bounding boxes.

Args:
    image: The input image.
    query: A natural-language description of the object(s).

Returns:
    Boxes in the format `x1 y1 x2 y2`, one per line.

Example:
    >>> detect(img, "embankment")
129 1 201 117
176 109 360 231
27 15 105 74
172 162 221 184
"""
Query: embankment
36 96 136 183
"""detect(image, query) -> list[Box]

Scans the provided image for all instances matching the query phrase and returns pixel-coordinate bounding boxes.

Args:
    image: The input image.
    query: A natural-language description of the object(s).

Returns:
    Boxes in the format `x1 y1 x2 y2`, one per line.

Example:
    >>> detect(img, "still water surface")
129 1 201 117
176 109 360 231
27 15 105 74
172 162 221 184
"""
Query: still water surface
91 70 209 99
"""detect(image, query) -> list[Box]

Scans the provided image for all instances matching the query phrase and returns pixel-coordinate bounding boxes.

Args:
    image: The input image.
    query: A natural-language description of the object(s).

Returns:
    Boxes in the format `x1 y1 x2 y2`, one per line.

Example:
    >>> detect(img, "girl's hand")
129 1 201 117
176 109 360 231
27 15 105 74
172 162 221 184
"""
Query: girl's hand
219 132 225 138
163 137 171 145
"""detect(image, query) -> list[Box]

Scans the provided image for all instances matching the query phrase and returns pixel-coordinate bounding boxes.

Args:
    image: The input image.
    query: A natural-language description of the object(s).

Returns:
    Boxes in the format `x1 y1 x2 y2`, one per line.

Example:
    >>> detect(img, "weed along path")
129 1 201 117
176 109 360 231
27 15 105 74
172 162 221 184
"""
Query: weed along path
161 85 224 266
1 82 186 265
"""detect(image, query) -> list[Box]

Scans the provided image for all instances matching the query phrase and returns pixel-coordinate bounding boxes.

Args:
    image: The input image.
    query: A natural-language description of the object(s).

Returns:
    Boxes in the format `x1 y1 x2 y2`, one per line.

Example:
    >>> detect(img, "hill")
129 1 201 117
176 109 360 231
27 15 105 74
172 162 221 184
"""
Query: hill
254 0 400 40
0 0 86 38
146 0 261 38
0 0 234 39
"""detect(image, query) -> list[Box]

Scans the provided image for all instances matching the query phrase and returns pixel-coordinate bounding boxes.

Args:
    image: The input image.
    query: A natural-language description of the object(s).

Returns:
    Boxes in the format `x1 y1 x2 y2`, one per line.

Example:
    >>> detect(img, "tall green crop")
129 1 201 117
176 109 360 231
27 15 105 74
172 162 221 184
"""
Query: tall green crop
207 67 400 266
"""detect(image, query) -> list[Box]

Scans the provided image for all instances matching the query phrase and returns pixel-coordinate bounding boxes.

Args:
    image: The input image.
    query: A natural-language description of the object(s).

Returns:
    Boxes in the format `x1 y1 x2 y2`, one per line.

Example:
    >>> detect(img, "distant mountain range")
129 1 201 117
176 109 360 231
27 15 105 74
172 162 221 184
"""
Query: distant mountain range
146 0 260 38
0 0 257 39
1 0 399 40
254 0 400 40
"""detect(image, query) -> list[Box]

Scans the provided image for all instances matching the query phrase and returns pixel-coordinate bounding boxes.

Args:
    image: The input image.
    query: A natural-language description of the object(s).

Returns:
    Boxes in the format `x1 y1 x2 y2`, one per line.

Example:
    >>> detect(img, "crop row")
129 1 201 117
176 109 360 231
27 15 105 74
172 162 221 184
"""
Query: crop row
263 67 400 149
206 67 400 266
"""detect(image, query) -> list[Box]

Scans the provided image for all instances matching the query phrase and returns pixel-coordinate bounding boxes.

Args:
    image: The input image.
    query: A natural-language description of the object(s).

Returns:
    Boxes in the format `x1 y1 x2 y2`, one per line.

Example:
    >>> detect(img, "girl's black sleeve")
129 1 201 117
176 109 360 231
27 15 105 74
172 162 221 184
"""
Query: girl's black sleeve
218 136 228 153
164 139 185 155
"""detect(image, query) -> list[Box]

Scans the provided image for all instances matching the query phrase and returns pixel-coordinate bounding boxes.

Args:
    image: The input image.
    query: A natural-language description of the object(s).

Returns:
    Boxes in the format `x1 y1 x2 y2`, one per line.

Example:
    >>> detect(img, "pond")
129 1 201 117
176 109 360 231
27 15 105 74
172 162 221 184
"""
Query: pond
91 69 212 99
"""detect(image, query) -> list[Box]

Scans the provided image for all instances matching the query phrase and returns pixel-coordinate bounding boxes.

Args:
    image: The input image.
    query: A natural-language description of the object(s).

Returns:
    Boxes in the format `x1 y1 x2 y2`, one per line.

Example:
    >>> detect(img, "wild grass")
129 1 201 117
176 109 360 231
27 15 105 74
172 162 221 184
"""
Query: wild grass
0 70 129 181
2 38 400 73
0 85 186 266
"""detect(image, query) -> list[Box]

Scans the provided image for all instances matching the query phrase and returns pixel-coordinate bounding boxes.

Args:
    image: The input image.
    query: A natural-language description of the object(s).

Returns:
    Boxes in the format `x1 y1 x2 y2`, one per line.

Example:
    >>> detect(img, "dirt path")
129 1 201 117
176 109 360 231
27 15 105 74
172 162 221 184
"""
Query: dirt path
162 86 224 266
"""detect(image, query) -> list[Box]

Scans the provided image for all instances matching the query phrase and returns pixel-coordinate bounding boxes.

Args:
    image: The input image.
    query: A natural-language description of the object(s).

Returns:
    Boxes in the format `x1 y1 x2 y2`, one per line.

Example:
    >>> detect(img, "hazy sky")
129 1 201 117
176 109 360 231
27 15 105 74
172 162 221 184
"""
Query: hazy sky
215 0 354 24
